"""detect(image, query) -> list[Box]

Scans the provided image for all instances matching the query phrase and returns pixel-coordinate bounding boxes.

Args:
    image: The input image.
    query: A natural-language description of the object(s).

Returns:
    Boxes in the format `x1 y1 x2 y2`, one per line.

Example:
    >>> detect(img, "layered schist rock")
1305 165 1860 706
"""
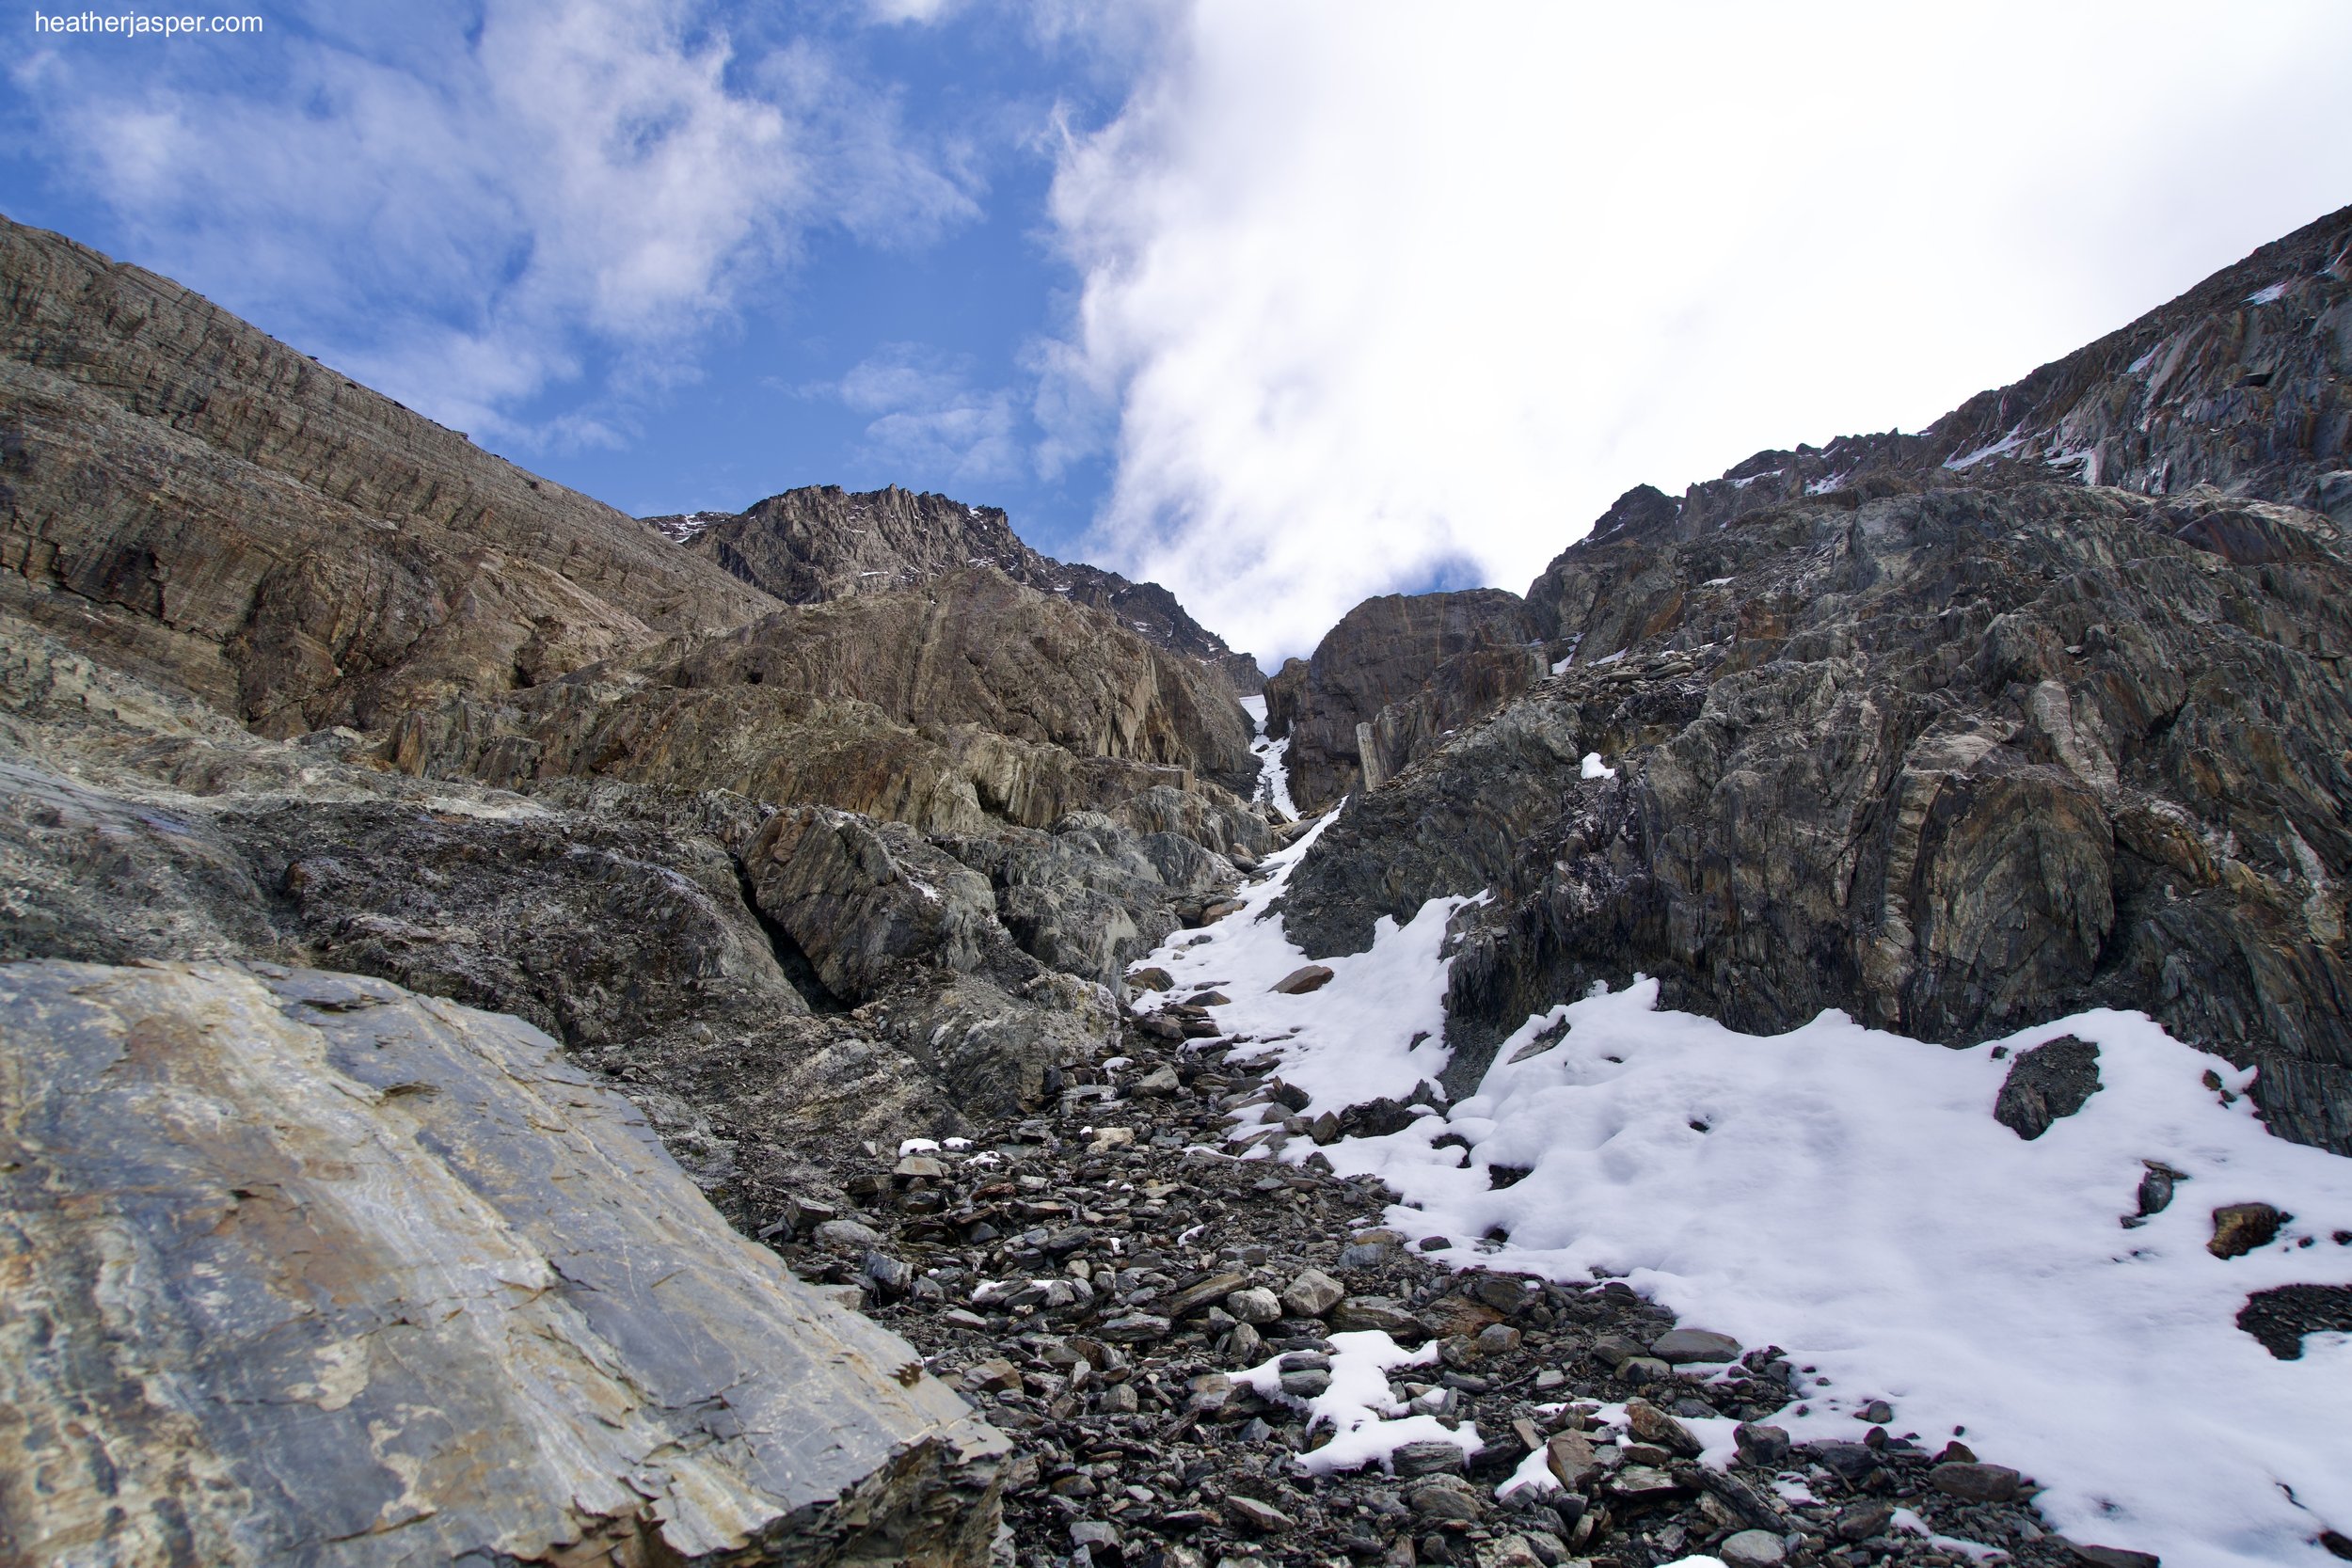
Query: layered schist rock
1262 588 1541 811
0 214 772 736
387 567 1262 834
653 483 1266 692
1288 479 2352 1150
0 958 1007 1568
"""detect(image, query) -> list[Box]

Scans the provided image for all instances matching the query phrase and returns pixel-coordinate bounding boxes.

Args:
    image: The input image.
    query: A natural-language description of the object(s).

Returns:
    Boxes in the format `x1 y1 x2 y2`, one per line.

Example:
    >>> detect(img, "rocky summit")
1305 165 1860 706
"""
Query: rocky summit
3 197 2351 1568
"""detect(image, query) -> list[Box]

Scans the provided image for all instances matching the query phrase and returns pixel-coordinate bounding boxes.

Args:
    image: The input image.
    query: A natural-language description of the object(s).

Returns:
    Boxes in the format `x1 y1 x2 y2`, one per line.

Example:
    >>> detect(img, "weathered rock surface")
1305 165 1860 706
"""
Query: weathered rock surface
386 567 1263 834
1289 480 2352 1148
0 214 773 736
1527 200 2352 645
0 958 1006 1566
656 483 1264 691
1263 588 1540 810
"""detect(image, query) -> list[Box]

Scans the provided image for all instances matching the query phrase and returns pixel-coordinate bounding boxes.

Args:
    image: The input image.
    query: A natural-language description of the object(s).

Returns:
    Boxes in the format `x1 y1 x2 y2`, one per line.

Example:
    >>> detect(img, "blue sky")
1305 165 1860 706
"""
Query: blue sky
7 1 2352 662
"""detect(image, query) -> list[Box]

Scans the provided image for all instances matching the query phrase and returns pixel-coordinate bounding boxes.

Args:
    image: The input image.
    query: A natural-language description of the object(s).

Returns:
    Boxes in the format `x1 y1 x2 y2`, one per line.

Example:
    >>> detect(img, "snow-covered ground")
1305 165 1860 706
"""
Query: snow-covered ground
1136 816 2352 1566
1239 694 1298 818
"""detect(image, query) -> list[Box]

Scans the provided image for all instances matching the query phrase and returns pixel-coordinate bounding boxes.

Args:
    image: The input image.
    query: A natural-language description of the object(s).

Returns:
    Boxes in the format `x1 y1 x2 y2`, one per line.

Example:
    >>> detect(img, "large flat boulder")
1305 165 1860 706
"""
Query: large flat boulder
0 959 1007 1566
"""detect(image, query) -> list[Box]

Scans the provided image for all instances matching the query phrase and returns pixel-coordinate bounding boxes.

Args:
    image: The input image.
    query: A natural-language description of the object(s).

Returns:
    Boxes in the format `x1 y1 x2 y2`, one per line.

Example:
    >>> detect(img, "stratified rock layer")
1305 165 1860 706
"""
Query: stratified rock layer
0 958 1006 1567
0 214 773 736
387 568 1262 832
1286 482 2352 1150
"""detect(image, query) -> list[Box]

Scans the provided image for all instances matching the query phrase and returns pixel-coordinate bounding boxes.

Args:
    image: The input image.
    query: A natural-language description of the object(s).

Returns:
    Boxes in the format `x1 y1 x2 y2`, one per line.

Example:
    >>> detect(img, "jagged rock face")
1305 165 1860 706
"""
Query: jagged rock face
1527 204 2352 641
1263 588 1539 810
0 958 1007 1568
1284 482 2352 1152
388 567 1263 832
663 483 1264 687
0 215 773 736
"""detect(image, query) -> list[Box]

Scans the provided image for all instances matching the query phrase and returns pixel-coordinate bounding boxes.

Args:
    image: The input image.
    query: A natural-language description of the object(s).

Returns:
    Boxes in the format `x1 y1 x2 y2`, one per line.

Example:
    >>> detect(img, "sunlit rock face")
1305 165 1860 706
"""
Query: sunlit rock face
0 958 1008 1568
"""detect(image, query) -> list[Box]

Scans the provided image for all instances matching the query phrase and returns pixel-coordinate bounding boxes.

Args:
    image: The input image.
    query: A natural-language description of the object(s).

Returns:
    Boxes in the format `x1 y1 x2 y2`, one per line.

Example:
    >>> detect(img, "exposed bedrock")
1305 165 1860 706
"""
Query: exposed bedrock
0 214 772 736
385 567 1263 833
1282 483 2352 1149
0 958 1007 1568
1263 587 1541 812
655 483 1266 692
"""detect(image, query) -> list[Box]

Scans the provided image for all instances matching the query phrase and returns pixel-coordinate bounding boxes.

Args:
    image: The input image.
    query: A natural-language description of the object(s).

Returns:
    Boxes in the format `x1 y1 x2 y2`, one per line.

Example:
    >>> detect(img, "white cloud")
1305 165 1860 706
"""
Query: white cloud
1046 1 2352 662
832 343 1025 485
31 0 977 449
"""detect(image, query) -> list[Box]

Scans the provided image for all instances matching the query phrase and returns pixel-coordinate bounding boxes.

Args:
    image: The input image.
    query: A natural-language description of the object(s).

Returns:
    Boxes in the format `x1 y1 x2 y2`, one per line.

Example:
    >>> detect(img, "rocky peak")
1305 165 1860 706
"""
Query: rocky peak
659 483 1266 692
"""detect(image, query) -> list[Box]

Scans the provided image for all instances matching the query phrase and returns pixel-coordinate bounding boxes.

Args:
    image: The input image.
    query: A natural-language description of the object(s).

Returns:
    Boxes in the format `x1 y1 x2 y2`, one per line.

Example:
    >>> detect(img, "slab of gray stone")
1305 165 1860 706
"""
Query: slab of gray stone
0 959 1006 1568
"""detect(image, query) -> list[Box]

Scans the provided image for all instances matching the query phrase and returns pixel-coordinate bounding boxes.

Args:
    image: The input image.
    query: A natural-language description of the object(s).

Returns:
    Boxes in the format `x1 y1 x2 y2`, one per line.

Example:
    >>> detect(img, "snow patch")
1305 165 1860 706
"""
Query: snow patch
1240 694 1299 818
1580 752 1616 780
1944 428 2029 471
2247 281 2291 306
1232 1330 1481 1474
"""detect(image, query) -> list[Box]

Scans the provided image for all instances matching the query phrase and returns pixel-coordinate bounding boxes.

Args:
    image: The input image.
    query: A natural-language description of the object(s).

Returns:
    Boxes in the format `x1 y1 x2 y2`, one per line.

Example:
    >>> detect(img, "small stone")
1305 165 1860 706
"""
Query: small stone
1225 1322 1264 1362
1544 1431 1598 1490
1282 1268 1346 1318
1533 1370 1565 1391
1624 1398 1704 1459
1720 1530 1788 1567
1337 1242 1393 1269
1089 1126 1136 1151
812 1218 883 1250
1617 1355 1670 1384
1607 1465 1684 1501
1128 967 1174 991
1098 1313 1172 1343
1733 1423 1792 1467
941 1307 990 1330
1590 1334 1644 1368
1473 1534 1546 1568
1159 1272 1251 1319
1137 1066 1184 1096
1270 964 1336 995
1835 1504 1896 1544
1406 1481 1484 1521
1859 1399 1894 1424
1931 1461 2023 1502
1279 1369 1332 1398
1097 1382 1139 1414
1474 1323 1522 1357
1650 1327 1741 1364
1071 1520 1122 1550
1331 1297 1423 1337
1226 1497 1295 1534
2208 1201 2290 1259
1811 1441 1878 1481
962 1357 1024 1394
1391 1440 1470 1477
892 1153 946 1180
2067 1546 2161 1568
1226 1287 1284 1324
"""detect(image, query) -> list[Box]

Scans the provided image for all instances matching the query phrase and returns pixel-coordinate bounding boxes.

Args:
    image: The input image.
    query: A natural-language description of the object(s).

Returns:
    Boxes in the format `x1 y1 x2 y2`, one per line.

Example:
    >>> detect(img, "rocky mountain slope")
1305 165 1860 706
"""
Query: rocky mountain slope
0 214 774 736
652 483 1267 694
1279 204 2352 1155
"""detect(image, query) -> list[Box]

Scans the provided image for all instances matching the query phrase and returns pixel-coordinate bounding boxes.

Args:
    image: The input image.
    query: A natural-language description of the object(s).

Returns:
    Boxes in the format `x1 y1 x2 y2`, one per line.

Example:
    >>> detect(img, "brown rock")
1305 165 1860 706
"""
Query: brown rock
2209 1202 2291 1259
1271 964 1337 995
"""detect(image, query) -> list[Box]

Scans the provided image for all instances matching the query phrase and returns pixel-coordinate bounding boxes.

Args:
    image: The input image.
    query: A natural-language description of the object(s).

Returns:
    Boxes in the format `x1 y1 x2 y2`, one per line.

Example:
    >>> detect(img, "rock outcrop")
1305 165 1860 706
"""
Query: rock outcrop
0 958 1006 1567
1285 480 2352 1149
657 483 1266 691
0 214 773 736
386 567 1263 833
1262 589 1540 810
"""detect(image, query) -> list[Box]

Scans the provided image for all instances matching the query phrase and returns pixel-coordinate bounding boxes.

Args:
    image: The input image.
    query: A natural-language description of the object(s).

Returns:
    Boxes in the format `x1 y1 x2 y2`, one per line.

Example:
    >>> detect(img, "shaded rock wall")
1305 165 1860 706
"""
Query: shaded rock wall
0 958 1006 1568
0 214 772 736
1262 588 1539 810
1285 483 2352 1151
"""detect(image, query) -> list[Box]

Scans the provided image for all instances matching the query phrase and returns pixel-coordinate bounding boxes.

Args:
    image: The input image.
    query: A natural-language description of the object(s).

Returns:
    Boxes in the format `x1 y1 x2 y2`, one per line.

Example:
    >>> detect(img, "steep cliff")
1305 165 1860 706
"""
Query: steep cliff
1263 588 1539 810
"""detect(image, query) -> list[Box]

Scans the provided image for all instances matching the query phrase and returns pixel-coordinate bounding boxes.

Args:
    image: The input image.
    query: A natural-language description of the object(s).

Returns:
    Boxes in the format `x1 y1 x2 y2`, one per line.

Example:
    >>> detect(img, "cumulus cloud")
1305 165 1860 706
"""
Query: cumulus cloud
25 0 977 448
1046 2 2352 662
